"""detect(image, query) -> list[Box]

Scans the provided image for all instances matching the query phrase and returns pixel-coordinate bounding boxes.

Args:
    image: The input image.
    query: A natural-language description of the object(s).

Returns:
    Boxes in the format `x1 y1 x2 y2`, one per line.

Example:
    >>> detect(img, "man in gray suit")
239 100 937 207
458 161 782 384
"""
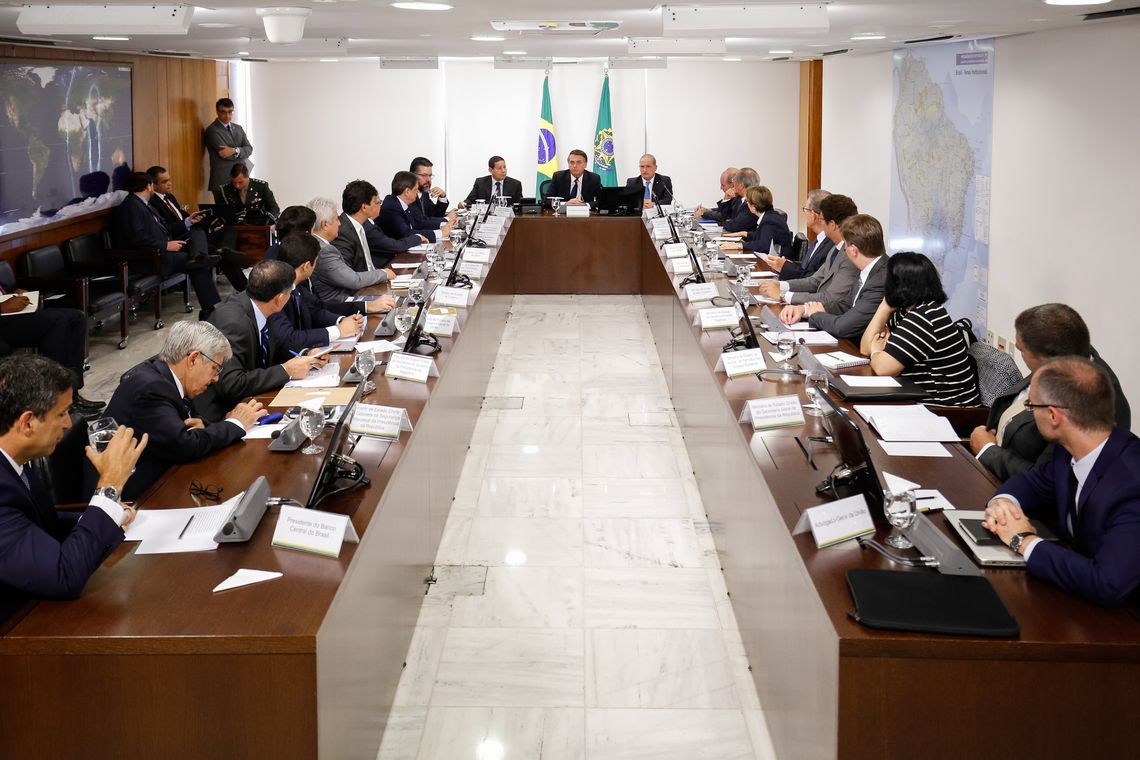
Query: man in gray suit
308 196 393 303
761 194 859 314
203 98 253 193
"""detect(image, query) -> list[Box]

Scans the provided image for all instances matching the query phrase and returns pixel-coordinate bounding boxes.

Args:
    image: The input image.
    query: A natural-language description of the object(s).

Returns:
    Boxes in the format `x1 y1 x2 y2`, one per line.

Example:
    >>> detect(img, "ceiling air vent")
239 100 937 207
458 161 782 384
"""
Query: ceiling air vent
490 21 620 37
904 34 958 44
822 48 849 57
1084 5 1140 21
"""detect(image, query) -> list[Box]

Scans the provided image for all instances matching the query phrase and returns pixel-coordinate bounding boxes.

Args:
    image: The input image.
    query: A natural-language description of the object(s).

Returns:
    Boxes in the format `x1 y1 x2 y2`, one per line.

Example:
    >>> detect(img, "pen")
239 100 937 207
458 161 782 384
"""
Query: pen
178 514 194 540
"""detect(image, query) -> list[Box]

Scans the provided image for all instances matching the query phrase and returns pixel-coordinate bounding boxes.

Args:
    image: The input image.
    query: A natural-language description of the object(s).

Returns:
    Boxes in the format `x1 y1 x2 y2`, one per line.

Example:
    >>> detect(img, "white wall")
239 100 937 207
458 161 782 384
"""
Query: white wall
247 58 802 219
822 20 1140 425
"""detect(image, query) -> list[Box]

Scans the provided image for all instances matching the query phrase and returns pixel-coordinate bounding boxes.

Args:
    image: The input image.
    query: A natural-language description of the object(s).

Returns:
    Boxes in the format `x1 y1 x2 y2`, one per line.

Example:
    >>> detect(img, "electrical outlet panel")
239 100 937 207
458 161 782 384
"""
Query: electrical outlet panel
996 334 1009 353
985 329 995 346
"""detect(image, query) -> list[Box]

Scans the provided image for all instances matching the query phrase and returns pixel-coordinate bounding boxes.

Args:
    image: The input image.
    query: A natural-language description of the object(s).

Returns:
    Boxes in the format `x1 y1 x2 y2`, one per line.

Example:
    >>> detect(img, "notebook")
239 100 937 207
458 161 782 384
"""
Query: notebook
816 351 869 370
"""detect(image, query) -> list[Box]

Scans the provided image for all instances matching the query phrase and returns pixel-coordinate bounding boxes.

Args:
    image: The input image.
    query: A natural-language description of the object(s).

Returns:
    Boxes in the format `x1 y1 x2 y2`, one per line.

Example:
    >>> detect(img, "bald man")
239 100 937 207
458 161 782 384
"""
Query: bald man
625 154 673 208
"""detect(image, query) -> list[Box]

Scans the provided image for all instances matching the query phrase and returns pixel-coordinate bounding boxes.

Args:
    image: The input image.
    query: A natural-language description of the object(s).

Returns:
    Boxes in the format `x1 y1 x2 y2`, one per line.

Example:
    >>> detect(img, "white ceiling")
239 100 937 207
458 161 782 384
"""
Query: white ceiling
0 1 1134 62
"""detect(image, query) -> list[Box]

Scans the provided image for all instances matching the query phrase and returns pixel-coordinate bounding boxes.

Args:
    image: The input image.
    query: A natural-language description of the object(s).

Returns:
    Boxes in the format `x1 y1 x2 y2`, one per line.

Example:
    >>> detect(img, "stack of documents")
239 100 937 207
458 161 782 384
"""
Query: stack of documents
0 290 40 315
854 404 959 442
123 495 242 554
284 362 341 388
761 331 838 346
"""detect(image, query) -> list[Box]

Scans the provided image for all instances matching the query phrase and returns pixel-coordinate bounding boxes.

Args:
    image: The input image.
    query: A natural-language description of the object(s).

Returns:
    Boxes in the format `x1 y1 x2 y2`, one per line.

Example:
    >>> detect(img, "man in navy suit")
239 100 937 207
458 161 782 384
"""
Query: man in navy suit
0 354 147 623
624 153 673 208
409 157 456 235
695 166 740 223
112 172 224 317
380 171 450 243
461 155 524 208
984 356 1140 606
548 149 601 206
766 189 834 281
335 179 424 271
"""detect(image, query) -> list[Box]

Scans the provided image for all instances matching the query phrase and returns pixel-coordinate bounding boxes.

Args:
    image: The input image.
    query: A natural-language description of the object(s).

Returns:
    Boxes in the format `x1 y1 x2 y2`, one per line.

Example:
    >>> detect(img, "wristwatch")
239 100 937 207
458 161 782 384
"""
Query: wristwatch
94 485 120 504
1009 531 1036 554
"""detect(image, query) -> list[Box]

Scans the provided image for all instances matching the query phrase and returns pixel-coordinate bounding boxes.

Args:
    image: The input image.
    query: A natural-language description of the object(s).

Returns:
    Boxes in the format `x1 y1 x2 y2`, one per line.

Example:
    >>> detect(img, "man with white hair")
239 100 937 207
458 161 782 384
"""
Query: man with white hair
89 321 267 500
694 166 739 223
308 196 392 303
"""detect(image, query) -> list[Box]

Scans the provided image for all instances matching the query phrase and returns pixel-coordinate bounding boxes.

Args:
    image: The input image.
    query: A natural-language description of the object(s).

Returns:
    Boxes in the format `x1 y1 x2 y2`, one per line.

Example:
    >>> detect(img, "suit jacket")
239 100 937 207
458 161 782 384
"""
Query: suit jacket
89 358 246 500
702 196 740 224
808 255 887 339
780 234 834 281
981 349 1133 481
785 242 858 313
1001 427 1140 606
332 213 373 273
113 192 170 250
204 118 254 192
270 281 347 351
197 292 292 422
721 198 759 234
415 189 449 219
212 179 279 225
741 209 792 254
364 218 420 269
624 174 673 205
0 456 123 623
548 169 601 204
311 235 386 304
464 175 524 206
380 195 436 243
149 192 192 239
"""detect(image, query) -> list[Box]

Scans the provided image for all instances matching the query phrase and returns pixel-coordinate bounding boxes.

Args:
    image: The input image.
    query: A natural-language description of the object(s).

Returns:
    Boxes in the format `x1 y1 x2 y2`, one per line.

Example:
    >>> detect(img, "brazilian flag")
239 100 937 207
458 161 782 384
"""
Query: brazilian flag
592 74 617 187
536 76 557 197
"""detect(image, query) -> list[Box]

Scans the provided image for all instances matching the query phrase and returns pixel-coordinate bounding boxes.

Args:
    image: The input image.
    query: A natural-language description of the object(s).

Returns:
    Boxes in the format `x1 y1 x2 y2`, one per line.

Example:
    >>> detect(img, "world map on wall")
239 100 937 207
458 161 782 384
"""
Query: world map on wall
890 40 994 335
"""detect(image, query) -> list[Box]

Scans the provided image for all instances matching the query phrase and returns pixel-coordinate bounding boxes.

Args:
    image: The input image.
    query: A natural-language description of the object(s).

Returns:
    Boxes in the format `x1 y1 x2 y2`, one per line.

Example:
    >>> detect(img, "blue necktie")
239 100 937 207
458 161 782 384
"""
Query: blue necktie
644 181 652 200
571 178 579 200
260 324 270 368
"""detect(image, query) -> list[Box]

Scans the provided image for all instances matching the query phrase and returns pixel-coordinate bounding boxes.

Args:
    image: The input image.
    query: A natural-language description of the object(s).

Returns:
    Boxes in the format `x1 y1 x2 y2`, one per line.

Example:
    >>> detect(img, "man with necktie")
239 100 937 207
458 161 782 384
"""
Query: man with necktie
84 321 265 500
624 154 673 208
409 157 457 234
461 156 524 208
548 149 602 206
0 354 147 623
203 98 253 193
380 172 450 244
983 356 1140 606
765 189 835 281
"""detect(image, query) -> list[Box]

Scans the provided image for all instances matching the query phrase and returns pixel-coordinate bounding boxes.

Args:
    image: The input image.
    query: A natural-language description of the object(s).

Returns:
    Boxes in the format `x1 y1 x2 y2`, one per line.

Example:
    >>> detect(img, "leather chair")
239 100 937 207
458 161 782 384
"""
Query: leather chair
20 244 131 349
65 233 167 330
101 229 194 326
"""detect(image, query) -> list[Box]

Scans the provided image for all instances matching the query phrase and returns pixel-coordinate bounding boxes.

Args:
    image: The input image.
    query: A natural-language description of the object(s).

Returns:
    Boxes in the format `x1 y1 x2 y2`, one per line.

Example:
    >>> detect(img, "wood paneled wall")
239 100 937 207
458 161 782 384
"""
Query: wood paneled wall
797 59 823 233
0 45 227 263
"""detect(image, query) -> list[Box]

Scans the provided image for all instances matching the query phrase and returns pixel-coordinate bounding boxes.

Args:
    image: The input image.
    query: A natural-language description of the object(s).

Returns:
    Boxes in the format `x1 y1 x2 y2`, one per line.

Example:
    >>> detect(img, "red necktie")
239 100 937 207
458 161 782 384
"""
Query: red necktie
165 196 182 220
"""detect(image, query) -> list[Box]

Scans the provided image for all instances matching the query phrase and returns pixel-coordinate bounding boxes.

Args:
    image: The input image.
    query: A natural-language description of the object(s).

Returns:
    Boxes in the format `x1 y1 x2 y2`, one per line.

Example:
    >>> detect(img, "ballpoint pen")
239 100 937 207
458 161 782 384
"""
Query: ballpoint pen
178 514 194 540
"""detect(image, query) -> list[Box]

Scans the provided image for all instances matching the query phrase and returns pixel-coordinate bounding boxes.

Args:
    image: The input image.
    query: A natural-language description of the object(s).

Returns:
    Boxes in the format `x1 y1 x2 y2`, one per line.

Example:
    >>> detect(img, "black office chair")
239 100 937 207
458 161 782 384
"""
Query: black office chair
20 244 131 349
787 232 809 263
28 412 89 505
64 233 163 330
101 229 193 327
539 179 554 200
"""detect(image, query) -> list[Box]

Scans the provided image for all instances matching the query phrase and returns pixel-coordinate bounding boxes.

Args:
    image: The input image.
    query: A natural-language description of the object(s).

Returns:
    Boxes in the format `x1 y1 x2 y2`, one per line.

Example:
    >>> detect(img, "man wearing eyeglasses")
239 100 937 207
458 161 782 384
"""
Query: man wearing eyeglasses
982 356 1140 606
409 157 457 233
87 321 267 500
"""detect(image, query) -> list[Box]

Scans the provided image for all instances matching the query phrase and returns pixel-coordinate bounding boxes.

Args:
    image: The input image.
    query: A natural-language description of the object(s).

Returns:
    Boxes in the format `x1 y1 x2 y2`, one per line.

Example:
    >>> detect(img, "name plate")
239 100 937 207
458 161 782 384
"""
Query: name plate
385 352 439 383
433 286 469 308
272 505 360 558
492 206 513 217
697 306 741 330
475 229 500 245
480 217 506 231
792 495 875 549
662 242 689 259
714 348 767 378
566 204 590 217
651 219 671 240
464 248 490 263
739 395 805 430
424 313 458 337
458 260 484 279
349 403 413 439
669 258 694 275
682 282 719 302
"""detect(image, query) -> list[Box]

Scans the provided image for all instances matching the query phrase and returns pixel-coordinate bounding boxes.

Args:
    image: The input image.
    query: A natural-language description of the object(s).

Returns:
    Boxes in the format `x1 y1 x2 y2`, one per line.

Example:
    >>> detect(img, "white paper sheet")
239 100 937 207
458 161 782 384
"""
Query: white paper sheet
244 422 285 440
840 375 901 388
129 499 237 554
879 441 950 458
354 339 404 354
213 569 283 593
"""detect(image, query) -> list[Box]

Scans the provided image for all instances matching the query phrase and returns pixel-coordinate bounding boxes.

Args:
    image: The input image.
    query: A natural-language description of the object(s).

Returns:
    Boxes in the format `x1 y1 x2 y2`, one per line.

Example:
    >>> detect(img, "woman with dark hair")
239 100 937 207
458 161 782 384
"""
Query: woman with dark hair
263 205 318 260
718 185 792 254
859 251 981 406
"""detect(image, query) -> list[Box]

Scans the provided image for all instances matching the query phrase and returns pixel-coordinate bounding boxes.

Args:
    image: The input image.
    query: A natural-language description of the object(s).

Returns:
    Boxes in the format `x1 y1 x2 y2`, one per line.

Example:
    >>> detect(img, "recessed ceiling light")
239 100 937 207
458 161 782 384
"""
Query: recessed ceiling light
471 35 505 42
502 50 527 55
391 2 452 10
850 33 886 41
198 23 237 29
237 51 250 55
1044 0 1109 5
92 36 130 41
320 58 339 62
722 56 741 62
768 49 793 55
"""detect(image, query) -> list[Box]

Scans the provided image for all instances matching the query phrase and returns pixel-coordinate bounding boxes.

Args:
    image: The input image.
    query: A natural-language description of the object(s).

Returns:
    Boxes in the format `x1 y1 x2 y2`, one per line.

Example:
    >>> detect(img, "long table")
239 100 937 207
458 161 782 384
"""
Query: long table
2 213 1137 760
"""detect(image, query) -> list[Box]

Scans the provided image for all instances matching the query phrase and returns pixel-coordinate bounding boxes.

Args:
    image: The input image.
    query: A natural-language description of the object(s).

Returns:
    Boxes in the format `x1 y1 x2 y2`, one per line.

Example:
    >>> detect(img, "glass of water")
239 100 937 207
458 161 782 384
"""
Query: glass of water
87 416 118 452
776 331 797 371
299 407 325 455
408 280 425 306
354 349 377 395
804 369 829 416
769 240 783 258
884 490 918 549
549 197 563 214
735 262 754 296
394 308 414 337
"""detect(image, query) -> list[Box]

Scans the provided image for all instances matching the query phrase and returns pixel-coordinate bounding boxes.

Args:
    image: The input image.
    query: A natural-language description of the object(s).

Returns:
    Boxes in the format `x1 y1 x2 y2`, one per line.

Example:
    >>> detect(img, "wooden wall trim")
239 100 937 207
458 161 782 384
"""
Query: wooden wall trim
797 59 823 233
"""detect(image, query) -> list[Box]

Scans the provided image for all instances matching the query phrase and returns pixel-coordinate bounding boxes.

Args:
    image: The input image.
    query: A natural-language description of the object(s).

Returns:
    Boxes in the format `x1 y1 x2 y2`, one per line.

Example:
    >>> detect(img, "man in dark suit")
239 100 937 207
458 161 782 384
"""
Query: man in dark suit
624 153 673 208
334 179 422 272
88 322 265 500
970 304 1132 481
203 97 253 193
311 197 393 303
767 189 834 281
411 156 450 217
548 149 601 206
147 165 247 292
380 171 450 243
0 354 146 623
695 166 740 223
983 356 1140 606
112 171 224 317
462 155 524 207
196 260 324 422
783 214 887 340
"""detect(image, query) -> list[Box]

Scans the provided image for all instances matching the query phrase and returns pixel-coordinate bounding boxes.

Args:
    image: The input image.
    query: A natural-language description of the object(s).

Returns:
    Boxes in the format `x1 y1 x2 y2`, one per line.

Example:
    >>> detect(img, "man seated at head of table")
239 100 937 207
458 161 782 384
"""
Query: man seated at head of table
858 252 981 406
716 185 792 255
84 322 267 501
0 354 146 623
462 155 524 208
310 196 394 304
196 260 325 423
334 179 420 272
273 233 396 352
970 304 1131 481
759 194 858 314
766 189 834 281
982 356 1140 607
548 149 602 206
380 171 451 244
694 166 739 224
625 153 673 208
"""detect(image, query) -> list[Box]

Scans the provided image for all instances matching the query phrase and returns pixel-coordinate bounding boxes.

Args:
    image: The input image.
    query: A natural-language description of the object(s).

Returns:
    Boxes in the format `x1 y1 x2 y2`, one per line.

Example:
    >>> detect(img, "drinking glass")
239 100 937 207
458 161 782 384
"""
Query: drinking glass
804 369 829 416
394 308 414 337
735 262 754 296
776 331 797 370
299 407 325 455
769 240 782 258
549 197 563 213
354 349 377 395
707 246 724 274
884 490 918 549
87 416 118 453
408 281 425 306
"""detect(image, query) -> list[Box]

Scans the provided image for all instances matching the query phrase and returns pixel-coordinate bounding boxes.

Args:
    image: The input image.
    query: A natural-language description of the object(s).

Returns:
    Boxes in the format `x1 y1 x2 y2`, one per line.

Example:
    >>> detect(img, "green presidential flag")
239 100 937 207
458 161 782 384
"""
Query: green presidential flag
536 76 558 196
592 74 617 187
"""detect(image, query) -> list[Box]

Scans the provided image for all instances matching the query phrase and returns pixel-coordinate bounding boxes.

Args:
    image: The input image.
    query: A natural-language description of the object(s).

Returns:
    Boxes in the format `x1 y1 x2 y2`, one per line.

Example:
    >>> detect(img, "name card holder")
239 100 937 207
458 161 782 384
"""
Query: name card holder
714 348 767 378
424 313 459 337
457 260 484 279
682 282 720 302
433 286 469 308
792 495 875 549
464 248 491 264
385 352 439 383
566 204 590 217
349 403 413 440
739 395 805 430
272 505 360 558
669 258 694 276
696 306 741 330
475 229 500 245
662 242 689 259
492 206 513 218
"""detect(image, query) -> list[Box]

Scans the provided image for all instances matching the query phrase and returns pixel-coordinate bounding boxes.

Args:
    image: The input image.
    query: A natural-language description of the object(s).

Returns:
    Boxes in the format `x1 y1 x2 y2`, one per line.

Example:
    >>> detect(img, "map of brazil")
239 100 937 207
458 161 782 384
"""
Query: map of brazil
890 40 994 335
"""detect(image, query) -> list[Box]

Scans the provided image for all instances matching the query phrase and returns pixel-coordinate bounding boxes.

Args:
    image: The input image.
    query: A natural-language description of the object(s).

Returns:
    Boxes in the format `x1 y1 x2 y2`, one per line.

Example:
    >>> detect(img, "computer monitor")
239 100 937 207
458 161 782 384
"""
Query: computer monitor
401 292 438 356
731 293 760 350
306 382 367 509
813 390 886 512
594 185 643 216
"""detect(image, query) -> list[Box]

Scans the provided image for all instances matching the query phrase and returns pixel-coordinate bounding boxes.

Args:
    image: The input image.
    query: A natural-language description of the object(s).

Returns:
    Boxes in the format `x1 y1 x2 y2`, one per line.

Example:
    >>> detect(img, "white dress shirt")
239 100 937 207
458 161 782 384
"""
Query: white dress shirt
346 215 375 272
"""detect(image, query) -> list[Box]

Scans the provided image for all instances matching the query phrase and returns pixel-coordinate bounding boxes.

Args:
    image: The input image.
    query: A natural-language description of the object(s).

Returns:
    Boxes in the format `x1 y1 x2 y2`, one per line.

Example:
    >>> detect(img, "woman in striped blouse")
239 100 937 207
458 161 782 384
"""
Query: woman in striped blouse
859 252 981 406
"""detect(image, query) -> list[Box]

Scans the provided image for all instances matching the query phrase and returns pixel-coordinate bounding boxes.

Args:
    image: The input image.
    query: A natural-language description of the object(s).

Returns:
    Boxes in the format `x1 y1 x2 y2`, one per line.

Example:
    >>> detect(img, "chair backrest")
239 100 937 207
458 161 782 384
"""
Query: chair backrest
20 245 68 279
539 179 554 200
788 232 808 262
28 412 89 505
0 261 17 292
63 233 105 267
968 341 1023 407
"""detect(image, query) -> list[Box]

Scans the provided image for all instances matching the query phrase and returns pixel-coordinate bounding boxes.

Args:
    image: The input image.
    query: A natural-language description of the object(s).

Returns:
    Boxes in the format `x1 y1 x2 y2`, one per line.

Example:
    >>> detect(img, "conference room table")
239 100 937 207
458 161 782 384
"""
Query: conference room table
1 211 1137 760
